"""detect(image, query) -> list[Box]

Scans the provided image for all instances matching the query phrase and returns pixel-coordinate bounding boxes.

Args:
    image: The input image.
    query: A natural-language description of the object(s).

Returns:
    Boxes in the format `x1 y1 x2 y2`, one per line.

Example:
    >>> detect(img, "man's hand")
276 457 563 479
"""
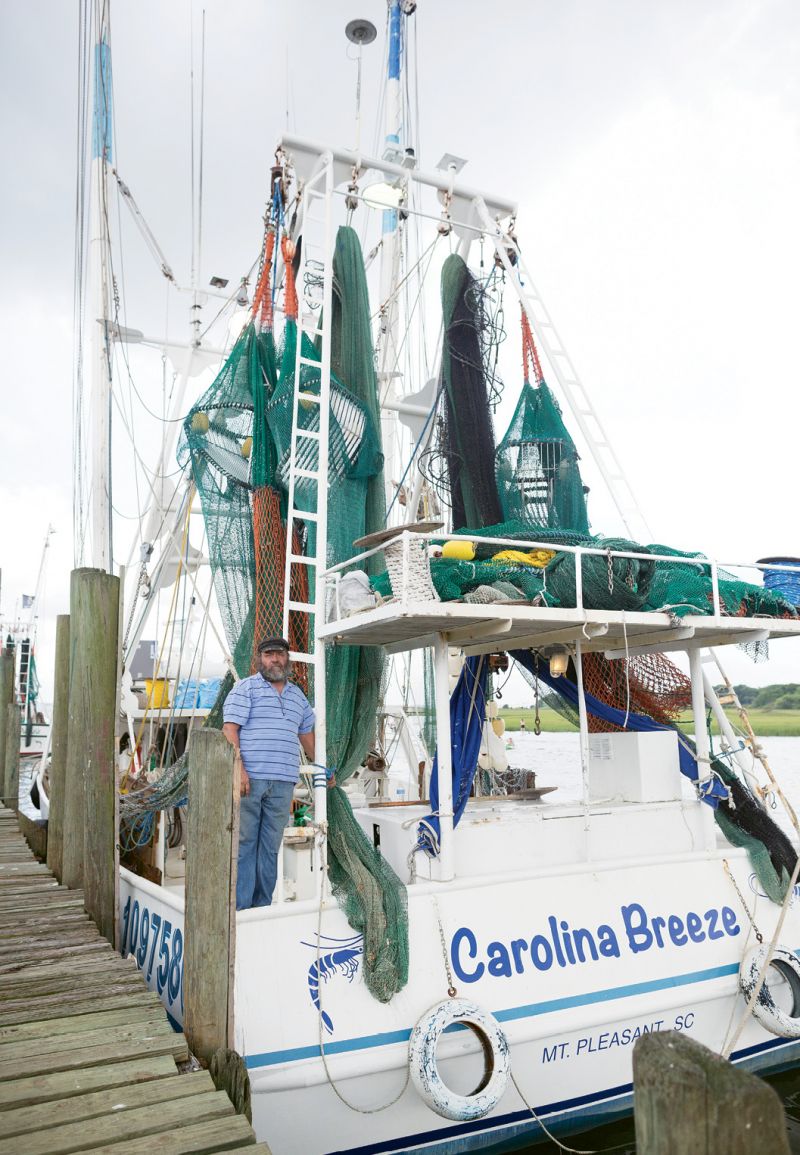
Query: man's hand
236 755 250 797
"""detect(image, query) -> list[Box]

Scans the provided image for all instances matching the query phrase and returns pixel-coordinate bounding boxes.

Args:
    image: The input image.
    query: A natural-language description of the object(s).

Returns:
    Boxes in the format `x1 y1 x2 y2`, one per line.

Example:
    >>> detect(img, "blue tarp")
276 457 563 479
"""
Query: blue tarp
173 677 222 710
417 656 488 856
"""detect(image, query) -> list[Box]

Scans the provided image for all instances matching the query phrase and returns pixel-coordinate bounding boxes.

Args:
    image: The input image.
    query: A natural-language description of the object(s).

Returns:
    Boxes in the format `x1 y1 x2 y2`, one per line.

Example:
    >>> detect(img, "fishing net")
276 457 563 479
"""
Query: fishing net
179 322 272 677
371 518 797 624
325 786 409 1002
714 761 797 903
438 254 504 531
580 652 692 732
496 313 589 534
175 222 408 1000
264 226 407 998
323 229 407 1000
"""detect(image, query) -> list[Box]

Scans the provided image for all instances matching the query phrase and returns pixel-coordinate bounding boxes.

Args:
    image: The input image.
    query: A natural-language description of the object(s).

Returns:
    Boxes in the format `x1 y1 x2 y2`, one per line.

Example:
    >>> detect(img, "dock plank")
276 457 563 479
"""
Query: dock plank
0 968 143 999
0 1071 214 1140
0 987 164 1025
0 1088 233 1155
0 1017 175 1063
0 997 163 1044
0 1055 179 1109
79 1114 259 1154
0 1003 167 1044
0 804 266 1154
0 1030 188 1081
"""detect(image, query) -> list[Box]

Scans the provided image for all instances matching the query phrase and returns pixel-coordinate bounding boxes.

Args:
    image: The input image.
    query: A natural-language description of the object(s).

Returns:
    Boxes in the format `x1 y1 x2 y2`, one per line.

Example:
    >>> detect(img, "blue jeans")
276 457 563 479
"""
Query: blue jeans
236 778 295 910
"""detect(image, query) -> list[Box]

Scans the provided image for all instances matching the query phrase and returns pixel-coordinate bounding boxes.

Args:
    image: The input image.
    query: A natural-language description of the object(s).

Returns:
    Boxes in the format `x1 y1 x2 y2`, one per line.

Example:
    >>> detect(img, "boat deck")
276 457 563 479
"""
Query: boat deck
319 600 800 656
0 807 268 1155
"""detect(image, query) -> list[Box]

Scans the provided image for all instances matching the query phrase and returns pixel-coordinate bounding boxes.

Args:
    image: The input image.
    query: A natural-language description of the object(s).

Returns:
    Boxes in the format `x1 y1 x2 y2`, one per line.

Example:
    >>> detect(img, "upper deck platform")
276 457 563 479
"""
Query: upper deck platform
317 529 800 657
318 599 800 657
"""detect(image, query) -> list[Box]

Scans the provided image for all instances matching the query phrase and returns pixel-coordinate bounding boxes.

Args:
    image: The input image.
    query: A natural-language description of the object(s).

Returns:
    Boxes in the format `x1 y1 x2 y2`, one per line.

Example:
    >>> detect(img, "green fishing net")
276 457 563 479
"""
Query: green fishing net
176 226 408 1003
496 381 590 534
372 518 796 621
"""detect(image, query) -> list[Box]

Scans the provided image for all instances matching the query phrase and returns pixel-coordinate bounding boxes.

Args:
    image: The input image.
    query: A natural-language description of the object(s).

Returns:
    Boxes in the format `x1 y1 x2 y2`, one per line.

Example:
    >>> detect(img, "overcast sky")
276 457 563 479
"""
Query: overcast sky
2 0 799 699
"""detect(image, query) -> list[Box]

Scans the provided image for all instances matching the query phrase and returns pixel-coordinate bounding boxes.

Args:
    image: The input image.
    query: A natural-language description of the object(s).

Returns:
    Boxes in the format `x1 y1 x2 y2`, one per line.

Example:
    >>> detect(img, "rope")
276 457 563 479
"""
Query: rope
509 1070 631 1154
383 536 439 602
520 307 544 386
721 850 800 1059
311 839 410 1114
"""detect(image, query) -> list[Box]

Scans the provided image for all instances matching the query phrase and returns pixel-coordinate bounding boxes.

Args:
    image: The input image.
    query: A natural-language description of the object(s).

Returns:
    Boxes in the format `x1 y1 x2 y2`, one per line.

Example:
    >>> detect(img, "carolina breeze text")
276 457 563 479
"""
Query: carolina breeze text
451 902 740 981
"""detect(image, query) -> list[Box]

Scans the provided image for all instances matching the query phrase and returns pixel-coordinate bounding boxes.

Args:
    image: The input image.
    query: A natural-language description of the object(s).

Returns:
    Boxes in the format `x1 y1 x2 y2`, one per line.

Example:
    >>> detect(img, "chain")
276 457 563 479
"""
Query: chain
121 564 149 654
533 653 542 736
433 898 457 997
606 549 614 595
723 859 764 944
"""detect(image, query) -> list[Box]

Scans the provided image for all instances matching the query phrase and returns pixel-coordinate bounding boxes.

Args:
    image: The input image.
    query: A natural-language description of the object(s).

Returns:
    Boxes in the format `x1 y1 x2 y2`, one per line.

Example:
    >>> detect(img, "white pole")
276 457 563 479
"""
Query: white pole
689 648 717 849
433 634 454 881
378 0 404 524
89 23 114 572
573 639 591 828
702 671 761 798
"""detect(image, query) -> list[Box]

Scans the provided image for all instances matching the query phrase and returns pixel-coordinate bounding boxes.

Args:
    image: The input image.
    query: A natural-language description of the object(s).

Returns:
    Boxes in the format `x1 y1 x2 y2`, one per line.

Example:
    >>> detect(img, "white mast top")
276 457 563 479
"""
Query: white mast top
89 11 114 572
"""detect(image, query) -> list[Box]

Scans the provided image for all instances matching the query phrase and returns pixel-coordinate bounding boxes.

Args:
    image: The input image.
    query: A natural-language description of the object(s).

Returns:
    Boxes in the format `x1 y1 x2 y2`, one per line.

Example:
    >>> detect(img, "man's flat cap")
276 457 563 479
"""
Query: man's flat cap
257 636 290 653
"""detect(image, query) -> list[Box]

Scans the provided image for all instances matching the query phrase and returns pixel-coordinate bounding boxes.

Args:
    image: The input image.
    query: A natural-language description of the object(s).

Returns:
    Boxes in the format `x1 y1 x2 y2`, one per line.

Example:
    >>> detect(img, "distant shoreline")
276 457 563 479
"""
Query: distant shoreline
499 707 800 738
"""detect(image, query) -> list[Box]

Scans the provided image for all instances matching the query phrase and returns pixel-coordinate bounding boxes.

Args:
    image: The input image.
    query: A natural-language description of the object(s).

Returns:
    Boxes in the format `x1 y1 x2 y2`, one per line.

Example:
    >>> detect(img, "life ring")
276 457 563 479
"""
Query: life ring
408 998 510 1121
739 945 800 1039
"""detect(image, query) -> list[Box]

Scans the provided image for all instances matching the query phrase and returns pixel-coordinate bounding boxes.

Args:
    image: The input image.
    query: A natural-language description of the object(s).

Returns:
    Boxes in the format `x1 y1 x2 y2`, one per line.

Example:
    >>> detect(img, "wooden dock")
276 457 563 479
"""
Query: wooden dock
0 805 270 1155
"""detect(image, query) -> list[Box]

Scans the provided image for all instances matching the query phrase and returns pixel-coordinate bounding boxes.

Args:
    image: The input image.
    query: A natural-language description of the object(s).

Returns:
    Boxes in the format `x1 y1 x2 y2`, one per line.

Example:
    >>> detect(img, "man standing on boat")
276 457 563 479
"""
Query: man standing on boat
222 637 316 909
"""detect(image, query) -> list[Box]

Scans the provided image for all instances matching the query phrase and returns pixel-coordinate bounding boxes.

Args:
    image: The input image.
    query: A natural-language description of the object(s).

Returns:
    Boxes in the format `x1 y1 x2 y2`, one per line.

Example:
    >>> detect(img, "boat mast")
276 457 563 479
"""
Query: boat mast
378 0 406 522
89 8 114 572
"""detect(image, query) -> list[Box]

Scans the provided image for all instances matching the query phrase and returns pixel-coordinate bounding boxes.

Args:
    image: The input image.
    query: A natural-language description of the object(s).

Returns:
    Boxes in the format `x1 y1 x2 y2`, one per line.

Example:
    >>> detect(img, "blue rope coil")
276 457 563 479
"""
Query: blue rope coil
760 558 800 607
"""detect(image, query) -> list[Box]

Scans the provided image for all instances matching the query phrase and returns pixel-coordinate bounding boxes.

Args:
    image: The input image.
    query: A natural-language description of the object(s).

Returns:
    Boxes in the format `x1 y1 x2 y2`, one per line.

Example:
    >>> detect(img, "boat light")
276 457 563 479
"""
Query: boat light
362 181 404 210
548 645 570 679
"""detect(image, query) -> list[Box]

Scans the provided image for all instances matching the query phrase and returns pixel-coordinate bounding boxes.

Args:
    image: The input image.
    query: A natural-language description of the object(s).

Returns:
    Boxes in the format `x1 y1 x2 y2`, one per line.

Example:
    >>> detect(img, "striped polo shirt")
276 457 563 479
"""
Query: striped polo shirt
223 675 315 783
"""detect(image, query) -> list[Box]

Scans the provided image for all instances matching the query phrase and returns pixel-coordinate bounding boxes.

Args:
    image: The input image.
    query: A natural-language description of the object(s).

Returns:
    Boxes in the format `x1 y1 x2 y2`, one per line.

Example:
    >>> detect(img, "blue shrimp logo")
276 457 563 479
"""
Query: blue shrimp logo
301 933 363 1035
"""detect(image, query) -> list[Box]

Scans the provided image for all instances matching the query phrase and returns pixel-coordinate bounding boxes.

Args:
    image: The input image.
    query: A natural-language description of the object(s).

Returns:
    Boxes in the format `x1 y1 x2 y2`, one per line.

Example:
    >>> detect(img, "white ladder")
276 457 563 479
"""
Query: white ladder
282 152 335 825
475 198 652 545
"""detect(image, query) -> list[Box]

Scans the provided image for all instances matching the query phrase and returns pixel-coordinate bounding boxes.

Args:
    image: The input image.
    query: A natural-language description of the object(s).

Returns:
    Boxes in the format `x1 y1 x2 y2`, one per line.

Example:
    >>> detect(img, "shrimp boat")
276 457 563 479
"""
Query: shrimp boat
1 526 54 797
74 4 800 1152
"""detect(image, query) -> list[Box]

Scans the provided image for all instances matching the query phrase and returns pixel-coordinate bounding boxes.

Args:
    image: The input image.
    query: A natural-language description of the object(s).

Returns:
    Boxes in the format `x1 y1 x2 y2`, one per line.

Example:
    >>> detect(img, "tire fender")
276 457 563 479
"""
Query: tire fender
739 945 800 1039
408 998 510 1121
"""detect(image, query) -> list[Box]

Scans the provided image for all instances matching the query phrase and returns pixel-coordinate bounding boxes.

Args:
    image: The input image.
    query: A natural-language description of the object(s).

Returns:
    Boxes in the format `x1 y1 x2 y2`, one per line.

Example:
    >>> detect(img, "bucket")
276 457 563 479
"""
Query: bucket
757 557 800 606
145 678 170 708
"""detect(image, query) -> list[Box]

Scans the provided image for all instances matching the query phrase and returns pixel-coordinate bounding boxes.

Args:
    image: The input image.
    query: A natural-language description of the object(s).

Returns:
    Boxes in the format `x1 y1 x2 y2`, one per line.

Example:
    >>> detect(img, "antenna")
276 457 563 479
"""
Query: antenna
345 18 377 153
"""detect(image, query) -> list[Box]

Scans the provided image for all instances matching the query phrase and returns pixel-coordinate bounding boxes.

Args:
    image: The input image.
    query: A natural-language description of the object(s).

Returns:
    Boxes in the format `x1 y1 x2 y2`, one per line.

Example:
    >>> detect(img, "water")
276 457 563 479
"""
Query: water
506 731 800 1153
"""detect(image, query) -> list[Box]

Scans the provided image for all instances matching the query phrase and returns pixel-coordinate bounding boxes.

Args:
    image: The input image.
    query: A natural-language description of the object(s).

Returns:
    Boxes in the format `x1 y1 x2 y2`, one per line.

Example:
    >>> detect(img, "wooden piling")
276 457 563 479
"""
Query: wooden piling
62 569 120 950
46 614 70 881
634 1030 789 1154
0 653 13 791
184 728 238 1064
3 705 20 812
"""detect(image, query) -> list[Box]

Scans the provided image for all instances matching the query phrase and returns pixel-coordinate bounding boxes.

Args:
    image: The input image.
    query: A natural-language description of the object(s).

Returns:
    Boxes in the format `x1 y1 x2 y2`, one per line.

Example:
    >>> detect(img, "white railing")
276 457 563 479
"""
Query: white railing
321 528 800 623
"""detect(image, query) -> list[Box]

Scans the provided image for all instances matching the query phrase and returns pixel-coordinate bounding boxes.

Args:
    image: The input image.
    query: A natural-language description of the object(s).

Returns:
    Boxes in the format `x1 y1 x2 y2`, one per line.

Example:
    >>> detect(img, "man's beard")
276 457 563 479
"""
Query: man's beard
261 663 290 683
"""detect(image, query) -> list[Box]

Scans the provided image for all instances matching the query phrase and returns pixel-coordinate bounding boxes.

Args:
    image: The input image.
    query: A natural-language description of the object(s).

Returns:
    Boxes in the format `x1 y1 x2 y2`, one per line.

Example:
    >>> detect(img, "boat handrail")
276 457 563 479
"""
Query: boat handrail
321 529 800 622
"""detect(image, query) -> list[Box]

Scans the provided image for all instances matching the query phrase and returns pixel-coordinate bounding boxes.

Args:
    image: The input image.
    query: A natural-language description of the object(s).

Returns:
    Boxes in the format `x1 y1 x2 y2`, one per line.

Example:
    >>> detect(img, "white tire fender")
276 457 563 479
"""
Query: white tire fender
408 998 510 1121
739 944 800 1039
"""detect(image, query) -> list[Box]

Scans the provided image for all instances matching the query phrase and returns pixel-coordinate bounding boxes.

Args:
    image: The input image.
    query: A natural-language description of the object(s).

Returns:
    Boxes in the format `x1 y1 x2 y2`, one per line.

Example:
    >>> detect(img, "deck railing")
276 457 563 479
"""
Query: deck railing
321 529 800 622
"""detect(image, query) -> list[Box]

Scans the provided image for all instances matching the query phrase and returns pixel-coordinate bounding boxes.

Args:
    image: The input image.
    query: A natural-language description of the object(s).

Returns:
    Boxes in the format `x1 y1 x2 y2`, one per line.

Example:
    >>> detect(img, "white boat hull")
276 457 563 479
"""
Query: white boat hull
120 843 800 1154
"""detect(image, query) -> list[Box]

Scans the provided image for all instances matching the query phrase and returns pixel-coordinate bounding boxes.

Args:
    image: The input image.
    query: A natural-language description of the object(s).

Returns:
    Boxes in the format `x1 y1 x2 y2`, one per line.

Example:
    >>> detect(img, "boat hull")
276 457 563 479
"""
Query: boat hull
121 844 800 1154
